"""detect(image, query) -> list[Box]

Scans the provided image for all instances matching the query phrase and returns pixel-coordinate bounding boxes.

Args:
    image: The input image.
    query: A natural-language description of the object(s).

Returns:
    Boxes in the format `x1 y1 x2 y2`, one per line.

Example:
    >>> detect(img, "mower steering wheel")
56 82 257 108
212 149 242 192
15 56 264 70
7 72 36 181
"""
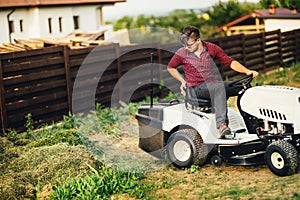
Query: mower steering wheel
229 74 254 88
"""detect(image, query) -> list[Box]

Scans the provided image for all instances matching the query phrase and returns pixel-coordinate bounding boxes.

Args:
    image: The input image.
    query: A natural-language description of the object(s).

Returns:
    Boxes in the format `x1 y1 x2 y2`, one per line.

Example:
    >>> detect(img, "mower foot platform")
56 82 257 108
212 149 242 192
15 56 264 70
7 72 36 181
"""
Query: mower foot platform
224 151 265 166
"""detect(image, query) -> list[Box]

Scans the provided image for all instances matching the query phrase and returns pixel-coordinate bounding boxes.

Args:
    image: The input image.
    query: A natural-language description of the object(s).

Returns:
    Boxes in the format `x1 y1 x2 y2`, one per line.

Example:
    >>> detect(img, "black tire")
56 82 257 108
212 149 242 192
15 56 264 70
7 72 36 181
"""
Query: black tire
265 140 299 176
166 129 208 169
210 155 223 167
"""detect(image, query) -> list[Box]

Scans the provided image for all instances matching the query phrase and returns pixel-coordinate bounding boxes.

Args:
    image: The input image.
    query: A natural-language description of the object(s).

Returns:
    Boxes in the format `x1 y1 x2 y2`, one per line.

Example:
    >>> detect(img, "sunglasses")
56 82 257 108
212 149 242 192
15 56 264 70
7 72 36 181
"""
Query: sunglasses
185 40 197 47
180 32 199 47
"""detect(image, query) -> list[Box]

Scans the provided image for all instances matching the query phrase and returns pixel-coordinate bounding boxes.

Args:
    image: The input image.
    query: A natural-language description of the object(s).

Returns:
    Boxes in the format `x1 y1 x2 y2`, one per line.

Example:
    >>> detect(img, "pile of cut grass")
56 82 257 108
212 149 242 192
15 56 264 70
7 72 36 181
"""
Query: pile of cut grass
0 102 159 200
0 115 100 200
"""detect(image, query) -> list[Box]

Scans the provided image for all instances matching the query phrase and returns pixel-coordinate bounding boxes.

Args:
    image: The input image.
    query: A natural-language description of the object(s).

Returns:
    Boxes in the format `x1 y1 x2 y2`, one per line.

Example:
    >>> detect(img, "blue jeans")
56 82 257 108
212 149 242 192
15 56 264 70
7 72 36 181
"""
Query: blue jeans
192 82 228 129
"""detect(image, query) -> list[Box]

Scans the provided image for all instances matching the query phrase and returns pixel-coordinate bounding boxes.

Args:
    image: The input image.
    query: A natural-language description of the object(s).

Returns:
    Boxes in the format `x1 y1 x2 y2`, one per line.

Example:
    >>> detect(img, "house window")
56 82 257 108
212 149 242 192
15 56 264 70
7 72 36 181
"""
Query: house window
9 20 14 33
59 17 63 32
48 18 52 33
19 20 23 32
73 16 79 30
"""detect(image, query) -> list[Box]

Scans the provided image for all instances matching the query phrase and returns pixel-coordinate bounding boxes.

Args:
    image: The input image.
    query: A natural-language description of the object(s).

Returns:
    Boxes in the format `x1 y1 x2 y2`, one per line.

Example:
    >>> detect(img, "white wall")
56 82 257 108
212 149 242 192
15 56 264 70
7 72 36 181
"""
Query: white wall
0 4 108 44
0 11 10 43
72 5 99 32
265 19 300 32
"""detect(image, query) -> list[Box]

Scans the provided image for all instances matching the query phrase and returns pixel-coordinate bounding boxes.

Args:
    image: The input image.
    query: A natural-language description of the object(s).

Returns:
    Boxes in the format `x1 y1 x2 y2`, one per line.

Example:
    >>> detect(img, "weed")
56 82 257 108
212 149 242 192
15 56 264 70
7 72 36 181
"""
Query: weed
28 113 81 147
50 165 154 199
23 113 35 140
187 165 201 174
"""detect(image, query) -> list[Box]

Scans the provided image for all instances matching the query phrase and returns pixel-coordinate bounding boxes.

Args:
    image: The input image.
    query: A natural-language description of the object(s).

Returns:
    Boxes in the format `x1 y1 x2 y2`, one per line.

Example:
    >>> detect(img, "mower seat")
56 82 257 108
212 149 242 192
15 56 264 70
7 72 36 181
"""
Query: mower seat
184 81 242 111
185 87 211 108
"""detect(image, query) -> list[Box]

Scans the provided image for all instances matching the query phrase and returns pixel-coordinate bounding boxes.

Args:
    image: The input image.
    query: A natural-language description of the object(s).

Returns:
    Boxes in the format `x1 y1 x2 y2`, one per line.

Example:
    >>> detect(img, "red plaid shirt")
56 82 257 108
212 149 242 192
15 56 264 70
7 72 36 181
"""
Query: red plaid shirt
168 41 234 87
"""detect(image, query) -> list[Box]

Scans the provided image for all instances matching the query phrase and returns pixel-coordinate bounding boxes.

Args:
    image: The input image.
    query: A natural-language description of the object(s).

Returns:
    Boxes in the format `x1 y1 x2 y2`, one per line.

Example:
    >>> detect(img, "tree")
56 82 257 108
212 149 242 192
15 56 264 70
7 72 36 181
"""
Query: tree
206 0 261 27
110 0 262 40
259 0 300 10
111 16 134 30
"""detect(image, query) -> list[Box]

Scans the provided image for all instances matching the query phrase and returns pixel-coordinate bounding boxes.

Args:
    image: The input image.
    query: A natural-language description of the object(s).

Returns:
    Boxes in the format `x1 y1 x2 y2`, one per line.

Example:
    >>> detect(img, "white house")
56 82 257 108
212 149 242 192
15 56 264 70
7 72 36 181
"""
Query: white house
0 0 126 44
216 5 300 35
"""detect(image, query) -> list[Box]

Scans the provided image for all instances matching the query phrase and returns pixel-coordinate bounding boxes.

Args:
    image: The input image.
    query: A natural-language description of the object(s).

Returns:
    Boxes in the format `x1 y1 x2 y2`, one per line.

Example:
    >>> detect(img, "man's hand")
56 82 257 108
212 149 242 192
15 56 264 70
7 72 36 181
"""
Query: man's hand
246 69 259 78
180 82 187 96
167 67 187 96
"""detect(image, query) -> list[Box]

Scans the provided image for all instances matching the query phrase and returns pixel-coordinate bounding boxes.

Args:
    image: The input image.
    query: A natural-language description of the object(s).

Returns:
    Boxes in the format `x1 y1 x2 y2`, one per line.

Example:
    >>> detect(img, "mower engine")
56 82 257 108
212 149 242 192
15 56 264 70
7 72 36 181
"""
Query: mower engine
240 85 300 135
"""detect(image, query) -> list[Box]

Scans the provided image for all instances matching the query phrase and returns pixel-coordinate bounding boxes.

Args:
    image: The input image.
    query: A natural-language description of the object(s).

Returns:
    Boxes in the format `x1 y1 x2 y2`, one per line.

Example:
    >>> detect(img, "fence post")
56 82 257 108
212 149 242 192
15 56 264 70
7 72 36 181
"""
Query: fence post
0 60 7 134
262 31 266 72
295 29 300 62
115 43 122 103
242 34 246 66
293 30 297 63
278 30 284 67
157 43 164 97
63 46 72 113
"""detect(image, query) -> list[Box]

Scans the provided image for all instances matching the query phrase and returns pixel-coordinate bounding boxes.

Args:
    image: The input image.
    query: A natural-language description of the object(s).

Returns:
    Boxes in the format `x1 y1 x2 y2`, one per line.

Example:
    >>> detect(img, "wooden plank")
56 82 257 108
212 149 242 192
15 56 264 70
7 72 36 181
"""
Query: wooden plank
0 46 64 60
7 101 68 126
73 73 118 90
5 79 66 98
244 37 263 46
69 52 117 67
2 57 64 73
97 83 116 94
244 45 263 54
68 46 93 56
6 90 67 111
70 61 117 79
3 68 65 85
120 50 157 62
245 52 264 61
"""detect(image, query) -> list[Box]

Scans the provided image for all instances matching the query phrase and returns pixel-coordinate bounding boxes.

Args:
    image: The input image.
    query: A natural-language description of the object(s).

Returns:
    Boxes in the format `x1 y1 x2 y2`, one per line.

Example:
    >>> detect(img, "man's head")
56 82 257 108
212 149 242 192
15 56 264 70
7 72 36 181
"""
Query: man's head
180 25 201 52
180 26 200 44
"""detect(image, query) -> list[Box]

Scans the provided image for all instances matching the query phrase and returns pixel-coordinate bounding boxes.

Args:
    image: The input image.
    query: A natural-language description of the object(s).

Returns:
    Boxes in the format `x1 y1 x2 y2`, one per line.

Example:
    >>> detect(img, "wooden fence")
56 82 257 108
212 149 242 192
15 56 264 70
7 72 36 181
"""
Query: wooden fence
0 28 300 133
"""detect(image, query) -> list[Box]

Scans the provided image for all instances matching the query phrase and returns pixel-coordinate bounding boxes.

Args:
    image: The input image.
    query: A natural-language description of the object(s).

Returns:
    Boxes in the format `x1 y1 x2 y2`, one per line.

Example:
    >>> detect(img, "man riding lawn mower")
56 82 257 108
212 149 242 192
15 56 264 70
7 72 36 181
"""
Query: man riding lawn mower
135 26 300 176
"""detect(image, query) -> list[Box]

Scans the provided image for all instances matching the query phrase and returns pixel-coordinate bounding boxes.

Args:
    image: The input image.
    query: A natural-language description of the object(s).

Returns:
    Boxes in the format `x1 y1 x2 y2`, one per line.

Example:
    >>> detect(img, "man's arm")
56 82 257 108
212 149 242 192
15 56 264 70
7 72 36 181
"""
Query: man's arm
211 42 259 78
167 67 187 96
230 61 259 78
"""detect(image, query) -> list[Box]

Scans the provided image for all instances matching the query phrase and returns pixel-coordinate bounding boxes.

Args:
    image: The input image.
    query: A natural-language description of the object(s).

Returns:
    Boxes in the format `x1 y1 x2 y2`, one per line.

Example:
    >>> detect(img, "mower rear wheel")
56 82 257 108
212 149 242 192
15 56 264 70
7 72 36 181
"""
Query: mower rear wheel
166 129 208 168
265 140 299 176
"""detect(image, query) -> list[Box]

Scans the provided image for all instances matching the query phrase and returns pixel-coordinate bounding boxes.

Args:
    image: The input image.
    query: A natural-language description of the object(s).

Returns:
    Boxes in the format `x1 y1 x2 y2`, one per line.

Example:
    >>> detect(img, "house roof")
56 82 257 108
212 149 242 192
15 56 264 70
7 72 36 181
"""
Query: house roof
254 8 300 19
216 8 300 32
0 0 126 8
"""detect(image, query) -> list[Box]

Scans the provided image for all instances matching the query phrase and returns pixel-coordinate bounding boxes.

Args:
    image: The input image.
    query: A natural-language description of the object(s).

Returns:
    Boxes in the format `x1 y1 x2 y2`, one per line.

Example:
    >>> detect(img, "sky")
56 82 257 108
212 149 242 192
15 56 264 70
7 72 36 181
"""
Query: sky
103 0 260 21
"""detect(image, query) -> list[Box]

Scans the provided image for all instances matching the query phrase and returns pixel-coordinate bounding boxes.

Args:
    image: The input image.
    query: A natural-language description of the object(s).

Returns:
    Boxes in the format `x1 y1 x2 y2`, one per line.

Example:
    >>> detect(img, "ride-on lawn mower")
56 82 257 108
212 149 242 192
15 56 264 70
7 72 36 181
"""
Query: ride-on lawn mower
136 69 300 176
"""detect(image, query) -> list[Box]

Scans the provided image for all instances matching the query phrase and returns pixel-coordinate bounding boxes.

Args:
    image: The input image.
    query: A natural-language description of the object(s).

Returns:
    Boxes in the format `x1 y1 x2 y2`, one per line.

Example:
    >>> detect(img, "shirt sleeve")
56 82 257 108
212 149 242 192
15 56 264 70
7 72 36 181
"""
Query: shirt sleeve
211 43 234 68
167 50 183 68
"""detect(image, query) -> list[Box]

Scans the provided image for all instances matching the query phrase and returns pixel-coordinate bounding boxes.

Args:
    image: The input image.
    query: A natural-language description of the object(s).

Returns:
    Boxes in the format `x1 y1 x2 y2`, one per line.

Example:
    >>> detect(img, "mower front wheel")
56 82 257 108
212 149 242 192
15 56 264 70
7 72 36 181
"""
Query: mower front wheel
265 140 299 176
166 129 207 169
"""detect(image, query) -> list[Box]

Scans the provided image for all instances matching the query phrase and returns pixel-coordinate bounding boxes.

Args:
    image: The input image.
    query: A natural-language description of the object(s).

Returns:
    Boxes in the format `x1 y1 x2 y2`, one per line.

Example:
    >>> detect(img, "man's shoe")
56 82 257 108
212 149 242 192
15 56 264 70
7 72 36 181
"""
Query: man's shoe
219 123 231 139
